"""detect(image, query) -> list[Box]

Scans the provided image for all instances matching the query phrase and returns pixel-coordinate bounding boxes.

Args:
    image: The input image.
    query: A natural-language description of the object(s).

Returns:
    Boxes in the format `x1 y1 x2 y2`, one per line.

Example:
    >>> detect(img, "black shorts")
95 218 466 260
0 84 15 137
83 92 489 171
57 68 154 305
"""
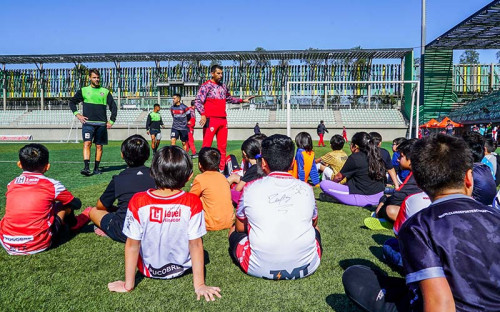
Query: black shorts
82 124 108 145
170 129 188 142
99 213 127 243
150 129 161 136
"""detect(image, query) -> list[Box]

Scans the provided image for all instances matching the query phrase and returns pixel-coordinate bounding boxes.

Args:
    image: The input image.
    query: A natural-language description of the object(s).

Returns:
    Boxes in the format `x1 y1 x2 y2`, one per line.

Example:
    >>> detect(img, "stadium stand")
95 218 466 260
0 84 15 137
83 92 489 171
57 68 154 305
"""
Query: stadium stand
275 109 336 124
449 90 500 123
340 109 405 125
0 110 26 125
108 110 144 125
18 110 74 125
227 109 270 125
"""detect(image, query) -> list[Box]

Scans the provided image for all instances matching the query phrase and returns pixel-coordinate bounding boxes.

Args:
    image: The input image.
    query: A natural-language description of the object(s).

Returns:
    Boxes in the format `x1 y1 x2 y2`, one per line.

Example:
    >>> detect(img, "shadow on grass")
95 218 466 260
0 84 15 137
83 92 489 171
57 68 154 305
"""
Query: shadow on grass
325 293 362 311
369 246 384 262
101 165 127 173
338 258 386 273
372 233 393 245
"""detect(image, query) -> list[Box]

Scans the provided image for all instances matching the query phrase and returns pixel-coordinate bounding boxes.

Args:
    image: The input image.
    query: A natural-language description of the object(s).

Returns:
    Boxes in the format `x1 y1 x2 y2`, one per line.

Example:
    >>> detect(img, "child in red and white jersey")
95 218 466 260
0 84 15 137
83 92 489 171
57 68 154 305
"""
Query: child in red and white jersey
0 144 86 255
108 146 221 302
229 134 322 280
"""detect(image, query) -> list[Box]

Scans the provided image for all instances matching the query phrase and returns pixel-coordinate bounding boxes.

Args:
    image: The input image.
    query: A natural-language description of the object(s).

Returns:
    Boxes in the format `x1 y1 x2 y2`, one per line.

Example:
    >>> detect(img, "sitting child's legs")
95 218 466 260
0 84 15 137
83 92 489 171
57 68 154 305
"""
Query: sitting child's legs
382 238 403 268
90 208 127 243
321 181 381 207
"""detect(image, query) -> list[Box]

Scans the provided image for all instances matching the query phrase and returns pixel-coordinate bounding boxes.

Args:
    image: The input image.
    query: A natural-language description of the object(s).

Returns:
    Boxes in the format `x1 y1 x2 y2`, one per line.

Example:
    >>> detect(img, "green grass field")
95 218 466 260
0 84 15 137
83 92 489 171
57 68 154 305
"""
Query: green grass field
0 140 402 312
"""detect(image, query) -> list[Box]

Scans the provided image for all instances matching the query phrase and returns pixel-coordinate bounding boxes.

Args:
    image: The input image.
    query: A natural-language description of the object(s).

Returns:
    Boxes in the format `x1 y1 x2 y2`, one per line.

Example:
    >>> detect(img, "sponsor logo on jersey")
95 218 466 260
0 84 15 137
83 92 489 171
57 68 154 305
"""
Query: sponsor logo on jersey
15 176 39 185
269 263 310 280
100 92 105 97
148 263 184 278
210 127 214 132
3 235 34 244
149 206 182 223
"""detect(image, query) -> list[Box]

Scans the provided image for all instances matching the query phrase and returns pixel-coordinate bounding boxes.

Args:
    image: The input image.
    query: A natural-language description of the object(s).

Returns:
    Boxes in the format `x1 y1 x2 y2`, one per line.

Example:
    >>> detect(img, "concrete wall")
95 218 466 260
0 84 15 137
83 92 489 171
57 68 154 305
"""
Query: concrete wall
0 124 408 142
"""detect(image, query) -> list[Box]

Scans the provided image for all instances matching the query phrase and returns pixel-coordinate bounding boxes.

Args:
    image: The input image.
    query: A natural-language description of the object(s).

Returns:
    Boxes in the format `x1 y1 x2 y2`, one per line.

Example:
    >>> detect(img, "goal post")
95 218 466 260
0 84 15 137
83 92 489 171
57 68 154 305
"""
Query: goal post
286 80 420 139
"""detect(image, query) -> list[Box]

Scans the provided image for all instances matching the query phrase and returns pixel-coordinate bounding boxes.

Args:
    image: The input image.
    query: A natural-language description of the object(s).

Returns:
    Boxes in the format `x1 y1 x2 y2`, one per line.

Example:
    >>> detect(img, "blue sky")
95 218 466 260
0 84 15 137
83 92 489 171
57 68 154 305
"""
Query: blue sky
1 0 497 65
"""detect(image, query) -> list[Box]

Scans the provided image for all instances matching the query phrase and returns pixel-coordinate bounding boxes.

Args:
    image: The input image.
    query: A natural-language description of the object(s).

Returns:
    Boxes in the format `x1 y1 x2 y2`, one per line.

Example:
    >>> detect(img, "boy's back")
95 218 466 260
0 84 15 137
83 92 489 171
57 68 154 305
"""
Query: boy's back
123 190 206 279
399 195 500 310
190 171 233 231
0 172 74 254
236 172 320 279
320 149 348 175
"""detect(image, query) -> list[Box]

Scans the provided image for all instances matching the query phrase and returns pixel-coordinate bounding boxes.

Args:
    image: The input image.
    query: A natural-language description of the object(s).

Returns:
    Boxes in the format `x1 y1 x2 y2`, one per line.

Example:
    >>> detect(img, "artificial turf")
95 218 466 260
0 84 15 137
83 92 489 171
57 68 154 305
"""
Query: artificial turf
0 140 402 311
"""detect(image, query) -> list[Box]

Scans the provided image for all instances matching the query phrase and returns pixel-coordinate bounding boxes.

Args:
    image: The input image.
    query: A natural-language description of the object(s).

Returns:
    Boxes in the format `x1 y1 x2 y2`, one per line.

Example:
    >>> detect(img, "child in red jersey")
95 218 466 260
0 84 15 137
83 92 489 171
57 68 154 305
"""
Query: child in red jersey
108 146 221 302
0 144 87 255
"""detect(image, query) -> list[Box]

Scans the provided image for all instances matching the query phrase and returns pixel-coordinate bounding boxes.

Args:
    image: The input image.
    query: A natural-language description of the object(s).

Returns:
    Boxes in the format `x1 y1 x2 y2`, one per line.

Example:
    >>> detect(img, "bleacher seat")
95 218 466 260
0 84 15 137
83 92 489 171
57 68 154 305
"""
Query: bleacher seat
0 110 25 125
340 109 405 125
18 110 74 125
226 109 270 125
275 109 336 124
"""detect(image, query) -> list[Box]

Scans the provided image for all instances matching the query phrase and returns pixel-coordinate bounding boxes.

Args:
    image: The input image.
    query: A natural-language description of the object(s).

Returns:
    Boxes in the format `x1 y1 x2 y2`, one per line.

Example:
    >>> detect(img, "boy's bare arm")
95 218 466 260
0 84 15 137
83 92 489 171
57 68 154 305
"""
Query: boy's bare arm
189 238 221 301
235 218 246 233
108 238 141 292
388 168 400 189
420 277 455 312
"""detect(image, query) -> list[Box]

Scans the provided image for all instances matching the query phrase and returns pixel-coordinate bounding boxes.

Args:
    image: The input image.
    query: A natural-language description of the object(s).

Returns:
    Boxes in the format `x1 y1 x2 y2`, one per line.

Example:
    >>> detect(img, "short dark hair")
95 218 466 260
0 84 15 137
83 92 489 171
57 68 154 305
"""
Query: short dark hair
249 133 267 145
173 93 181 98
396 138 417 161
151 146 192 189
190 100 195 106
329 134 345 150
88 69 100 77
411 134 473 198
211 64 223 73
261 134 295 172
154 104 160 109
295 132 313 152
462 131 485 162
393 137 406 146
121 135 150 167
320 120 324 124
369 132 382 145
19 144 49 172
485 137 497 153
198 147 220 171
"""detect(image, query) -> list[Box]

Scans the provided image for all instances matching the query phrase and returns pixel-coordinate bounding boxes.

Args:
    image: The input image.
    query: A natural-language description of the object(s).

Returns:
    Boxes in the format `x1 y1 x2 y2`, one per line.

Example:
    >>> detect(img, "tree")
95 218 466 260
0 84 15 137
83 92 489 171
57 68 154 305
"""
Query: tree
252 47 270 67
301 47 323 66
459 50 479 64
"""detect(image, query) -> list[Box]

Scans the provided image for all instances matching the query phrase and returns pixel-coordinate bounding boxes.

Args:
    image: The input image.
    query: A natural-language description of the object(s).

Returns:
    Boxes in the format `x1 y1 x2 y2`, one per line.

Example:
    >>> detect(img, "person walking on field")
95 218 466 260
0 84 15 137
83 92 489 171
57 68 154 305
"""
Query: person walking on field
194 65 255 171
69 69 117 176
342 126 348 143
317 120 329 147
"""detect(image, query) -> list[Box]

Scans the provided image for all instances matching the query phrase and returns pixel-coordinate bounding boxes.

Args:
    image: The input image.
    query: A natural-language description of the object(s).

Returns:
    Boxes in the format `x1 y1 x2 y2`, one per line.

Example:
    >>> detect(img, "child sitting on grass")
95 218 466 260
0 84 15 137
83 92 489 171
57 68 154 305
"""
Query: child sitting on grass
227 137 265 203
291 132 320 186
229 134 322 280
315 134 347 182
190 147 234 231
88 135 156 242
0 144 87 255
364 139 423 229
108 146 221 301
391 137 409 183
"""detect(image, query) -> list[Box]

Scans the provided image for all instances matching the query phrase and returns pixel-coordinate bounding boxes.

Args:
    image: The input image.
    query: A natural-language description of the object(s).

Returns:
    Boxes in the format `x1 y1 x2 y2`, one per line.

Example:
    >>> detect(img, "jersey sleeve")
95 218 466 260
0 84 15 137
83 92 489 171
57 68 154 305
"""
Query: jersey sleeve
194 84 208 115
49 178 74 205
107 93 117 123
236 186 247 221
146 114 151 130
296 151 306 181
225 87 243 104
122 196 143 240
309 155 320 185
339 154 357 179
189 176 202 197
99 176 117 209
399 217 446 284
69 90 84 115
188 198 206 240
122 208 143 241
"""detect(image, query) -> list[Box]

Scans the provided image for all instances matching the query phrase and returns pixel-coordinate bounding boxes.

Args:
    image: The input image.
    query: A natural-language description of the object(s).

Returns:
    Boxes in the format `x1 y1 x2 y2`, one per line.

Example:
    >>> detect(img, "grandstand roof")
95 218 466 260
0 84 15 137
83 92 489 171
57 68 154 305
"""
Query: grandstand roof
427 0 500 49
0 48 412 65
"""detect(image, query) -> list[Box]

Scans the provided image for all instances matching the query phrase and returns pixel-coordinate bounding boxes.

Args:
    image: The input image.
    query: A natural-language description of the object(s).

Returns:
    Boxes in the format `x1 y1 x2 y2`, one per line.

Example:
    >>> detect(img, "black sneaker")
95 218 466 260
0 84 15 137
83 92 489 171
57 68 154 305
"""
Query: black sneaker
93 168 102 175
318 192 339 203
80 168 92 176
191 153 198 159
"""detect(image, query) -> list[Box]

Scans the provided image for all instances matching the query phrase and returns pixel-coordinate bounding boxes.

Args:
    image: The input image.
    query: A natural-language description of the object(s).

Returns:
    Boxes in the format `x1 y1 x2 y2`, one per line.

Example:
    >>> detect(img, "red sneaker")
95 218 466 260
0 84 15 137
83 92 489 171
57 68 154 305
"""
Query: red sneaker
71 207 92 232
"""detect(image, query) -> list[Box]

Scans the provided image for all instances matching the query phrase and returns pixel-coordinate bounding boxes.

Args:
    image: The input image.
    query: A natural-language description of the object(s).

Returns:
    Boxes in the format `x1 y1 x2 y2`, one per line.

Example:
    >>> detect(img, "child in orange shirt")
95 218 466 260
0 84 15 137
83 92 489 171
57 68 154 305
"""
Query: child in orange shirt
291 132 320 186
190 147 234 231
